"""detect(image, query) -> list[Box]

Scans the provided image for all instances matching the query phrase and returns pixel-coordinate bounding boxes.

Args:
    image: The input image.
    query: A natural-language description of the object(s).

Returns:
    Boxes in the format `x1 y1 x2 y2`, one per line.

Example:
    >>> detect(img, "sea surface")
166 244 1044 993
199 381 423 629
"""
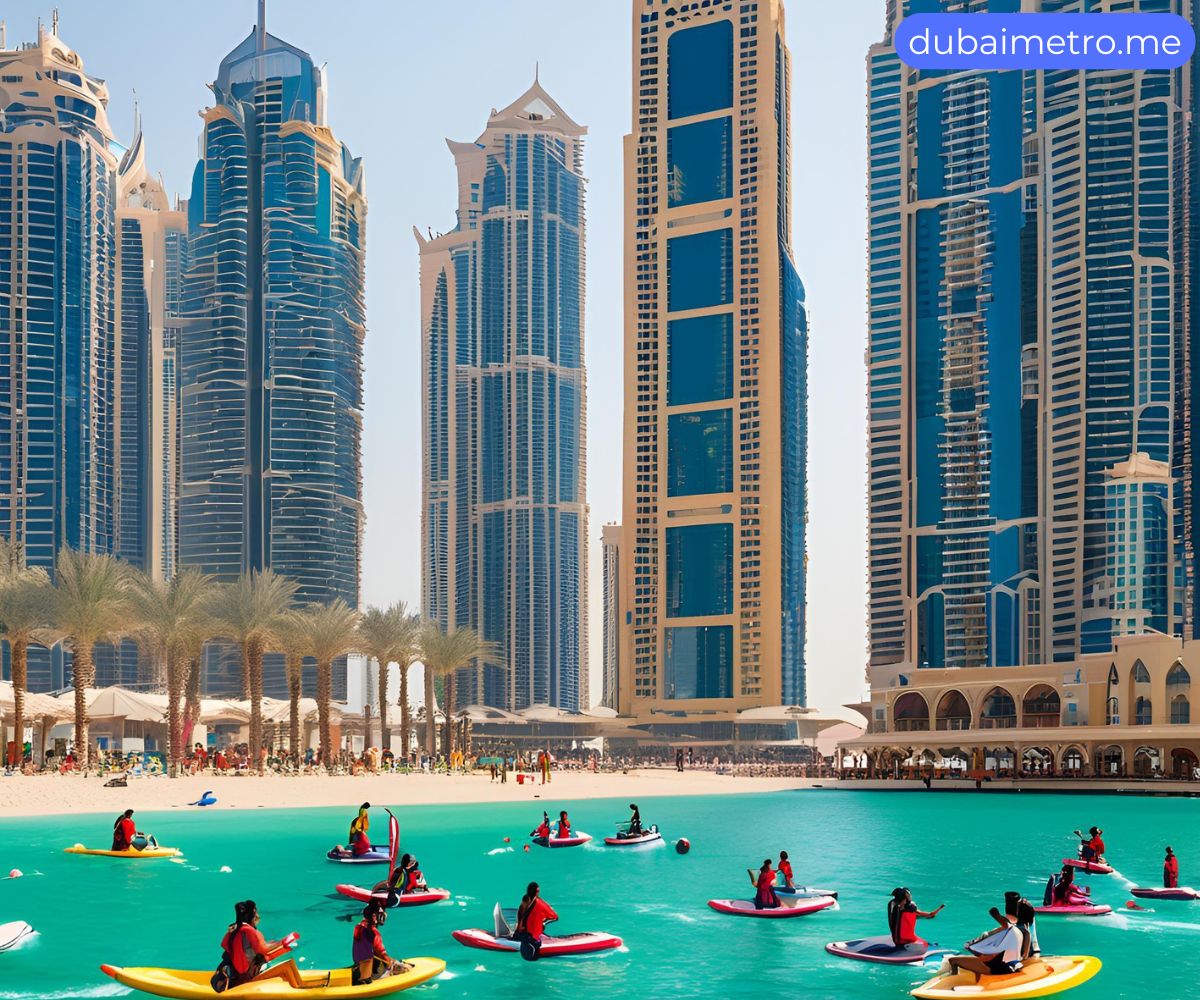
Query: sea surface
0 789 1196 999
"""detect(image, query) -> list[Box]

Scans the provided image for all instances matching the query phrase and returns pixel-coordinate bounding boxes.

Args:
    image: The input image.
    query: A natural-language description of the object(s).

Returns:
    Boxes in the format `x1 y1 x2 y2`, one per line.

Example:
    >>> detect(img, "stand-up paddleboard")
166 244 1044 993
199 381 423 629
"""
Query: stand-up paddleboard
1062 857 1113 875
65 844 181 859
0 921 33 952
1033 903 1112 917
328 808 399 864
335 883 450 907
1131 886 1200 901
911 955 1101 999
825 935 950 965
453 904 620 957
707 895 836 918
777 884 839 900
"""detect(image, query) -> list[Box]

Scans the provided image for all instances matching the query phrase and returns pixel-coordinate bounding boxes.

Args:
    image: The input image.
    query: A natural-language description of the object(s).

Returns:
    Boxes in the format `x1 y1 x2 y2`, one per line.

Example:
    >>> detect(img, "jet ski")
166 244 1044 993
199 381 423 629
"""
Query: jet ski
911 956 1101 999
1061 857 1113 875
1130 886 1200 901
706 895 836 918
452 904 621 957
603 824 663 847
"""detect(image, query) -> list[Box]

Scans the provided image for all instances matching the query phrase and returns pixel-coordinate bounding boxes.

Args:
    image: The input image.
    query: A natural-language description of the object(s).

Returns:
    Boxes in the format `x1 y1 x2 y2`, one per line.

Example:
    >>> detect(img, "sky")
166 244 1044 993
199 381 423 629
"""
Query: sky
16 0 884 710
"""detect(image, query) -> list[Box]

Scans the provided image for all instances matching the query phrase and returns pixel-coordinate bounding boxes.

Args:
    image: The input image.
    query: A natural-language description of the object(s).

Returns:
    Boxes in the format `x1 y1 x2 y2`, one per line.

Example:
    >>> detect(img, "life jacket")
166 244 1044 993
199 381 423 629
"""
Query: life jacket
352 922 379 964
1043 876 1056 906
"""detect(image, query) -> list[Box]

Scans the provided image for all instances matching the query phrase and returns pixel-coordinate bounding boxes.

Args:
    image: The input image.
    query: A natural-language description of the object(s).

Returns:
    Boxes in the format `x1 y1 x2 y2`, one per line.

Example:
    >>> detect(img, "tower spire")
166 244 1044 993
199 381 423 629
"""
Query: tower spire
256 0 266 53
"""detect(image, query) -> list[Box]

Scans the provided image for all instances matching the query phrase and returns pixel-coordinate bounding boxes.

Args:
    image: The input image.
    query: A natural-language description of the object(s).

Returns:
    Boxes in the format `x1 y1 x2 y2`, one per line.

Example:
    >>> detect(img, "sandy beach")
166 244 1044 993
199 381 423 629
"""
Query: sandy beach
0 768 822 818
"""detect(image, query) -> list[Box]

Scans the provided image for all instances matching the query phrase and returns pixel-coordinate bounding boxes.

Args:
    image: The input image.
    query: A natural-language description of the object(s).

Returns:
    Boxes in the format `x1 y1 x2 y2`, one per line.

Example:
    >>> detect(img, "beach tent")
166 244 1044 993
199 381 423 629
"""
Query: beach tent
0 681 73 765
56 686 166 723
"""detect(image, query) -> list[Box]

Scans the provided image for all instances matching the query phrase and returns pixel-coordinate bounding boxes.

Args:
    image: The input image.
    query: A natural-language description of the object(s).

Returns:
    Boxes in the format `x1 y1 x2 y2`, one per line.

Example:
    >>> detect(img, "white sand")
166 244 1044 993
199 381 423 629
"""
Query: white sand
0 769 821 818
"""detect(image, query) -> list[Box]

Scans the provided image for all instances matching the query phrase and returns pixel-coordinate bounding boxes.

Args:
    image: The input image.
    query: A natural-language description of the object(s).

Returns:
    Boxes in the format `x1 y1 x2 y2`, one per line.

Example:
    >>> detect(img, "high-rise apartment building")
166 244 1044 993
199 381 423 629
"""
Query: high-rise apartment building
0 27 118 690
417 81 588 712
866 0 1196 686
617 0 809 725
182 17 365 699
602 523 622 710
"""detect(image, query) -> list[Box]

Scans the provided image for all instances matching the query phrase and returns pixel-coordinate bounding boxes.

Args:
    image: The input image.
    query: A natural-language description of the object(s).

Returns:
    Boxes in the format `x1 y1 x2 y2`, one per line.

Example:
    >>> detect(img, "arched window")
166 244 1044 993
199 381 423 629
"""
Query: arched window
1168 663 1192 688
935 690 972 731
1171 694 1190 725
1135 697 1152 726
1132 660 1151 683
1022 685 1061 728
893 692 929 732
1105 664 1120 725
979 687 1016 729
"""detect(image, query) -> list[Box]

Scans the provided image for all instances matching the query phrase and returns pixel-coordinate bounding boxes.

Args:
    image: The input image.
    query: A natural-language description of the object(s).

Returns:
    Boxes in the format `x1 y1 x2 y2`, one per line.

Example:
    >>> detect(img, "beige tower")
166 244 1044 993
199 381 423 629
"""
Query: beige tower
618 0 809 730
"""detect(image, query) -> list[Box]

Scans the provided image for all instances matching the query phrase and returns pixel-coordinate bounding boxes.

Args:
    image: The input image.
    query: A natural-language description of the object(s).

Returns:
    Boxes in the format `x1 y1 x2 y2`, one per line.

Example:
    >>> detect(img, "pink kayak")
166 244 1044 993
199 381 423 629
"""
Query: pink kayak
1131 886 1200 901
707 895 836 918
825 935 951 964
335 883 450 906
531 833 592 848
452 927 621 956
1062 857 1114 874
1033 902 1112 917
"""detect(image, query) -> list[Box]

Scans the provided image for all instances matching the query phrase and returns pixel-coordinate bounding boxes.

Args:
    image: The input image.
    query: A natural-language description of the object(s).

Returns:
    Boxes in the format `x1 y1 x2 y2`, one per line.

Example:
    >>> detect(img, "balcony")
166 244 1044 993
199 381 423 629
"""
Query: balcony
894 719 930 733
935 717 971 731
1023 714 1061 729
978 715 1016 730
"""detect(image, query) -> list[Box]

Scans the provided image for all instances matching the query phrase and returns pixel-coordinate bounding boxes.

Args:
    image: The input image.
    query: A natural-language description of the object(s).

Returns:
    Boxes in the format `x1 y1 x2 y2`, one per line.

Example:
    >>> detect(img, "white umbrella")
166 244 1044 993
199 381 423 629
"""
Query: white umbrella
56 687 165 723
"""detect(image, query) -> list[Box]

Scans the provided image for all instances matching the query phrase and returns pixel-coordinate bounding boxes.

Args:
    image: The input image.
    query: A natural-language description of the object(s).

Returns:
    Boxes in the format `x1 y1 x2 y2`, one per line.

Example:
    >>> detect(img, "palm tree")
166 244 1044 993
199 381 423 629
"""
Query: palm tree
356 602 416 751
208 570 298 772
419 623 491 759
128 568 214 773
277 611 310 760
0 540 53 765
294 600 360 771
393 610 422 759
51 548 134 770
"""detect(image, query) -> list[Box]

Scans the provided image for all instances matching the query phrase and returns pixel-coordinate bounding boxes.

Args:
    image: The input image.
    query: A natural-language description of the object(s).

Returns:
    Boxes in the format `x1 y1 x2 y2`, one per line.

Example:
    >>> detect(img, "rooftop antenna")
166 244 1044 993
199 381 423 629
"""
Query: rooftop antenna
132 88 141 137
1 21 6 50
256 0 266 53
534 61 539 84
51 7 58 36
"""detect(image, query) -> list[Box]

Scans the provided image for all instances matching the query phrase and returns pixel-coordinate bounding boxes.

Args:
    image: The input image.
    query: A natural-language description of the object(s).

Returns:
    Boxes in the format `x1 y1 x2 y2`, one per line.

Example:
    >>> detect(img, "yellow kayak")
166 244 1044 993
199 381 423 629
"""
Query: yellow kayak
99 957 445 998
65 844 182 859
912 956 1101 999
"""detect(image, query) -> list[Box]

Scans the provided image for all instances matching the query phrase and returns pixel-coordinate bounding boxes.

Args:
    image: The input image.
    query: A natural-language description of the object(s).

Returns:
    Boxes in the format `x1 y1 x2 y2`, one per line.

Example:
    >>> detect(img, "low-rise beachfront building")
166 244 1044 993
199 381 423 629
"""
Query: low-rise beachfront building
838 633 1200 781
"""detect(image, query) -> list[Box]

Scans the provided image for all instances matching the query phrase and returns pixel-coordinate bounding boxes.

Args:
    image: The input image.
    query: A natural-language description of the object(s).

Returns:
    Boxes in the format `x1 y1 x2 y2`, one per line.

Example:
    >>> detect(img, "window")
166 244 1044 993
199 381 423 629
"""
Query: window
668 312 733 404
667 20 733 120
667 229 733 312
668 409 732 497
664 625 733 699
666 522 732 618
1135 697 1152 726
1171 695 1190 725
668 116 732 207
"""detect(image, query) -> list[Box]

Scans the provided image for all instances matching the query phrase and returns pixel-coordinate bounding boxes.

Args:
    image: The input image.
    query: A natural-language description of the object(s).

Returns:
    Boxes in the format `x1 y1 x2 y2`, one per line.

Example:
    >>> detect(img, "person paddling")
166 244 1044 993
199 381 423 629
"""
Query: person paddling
383 854 426 901
888 887 943 947
111 809 137 852
749 859 780 910
1165 846 1180 888
349 803 372 856
215 900 305 989
515 881 558 961
351 901 409 985
1074 826 1105 863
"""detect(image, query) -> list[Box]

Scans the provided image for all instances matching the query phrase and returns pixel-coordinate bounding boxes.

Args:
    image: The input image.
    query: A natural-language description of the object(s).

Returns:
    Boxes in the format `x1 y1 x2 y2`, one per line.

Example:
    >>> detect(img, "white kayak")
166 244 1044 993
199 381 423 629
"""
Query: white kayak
0 921 34 953
603 828 663 847
825 935 951 965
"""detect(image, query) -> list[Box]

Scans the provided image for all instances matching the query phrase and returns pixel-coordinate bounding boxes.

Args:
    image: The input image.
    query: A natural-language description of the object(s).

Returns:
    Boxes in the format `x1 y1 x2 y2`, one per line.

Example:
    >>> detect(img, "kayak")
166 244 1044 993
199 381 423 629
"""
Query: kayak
0 921 34 953
1033 903 1112 917
825 935 950 965
707 895 836 918
327 846 390 863
911 956 1101 999
777 884 839 900
531 833 592 848
100 957 445 998
335 883 451 907
1062 857 1113 875
65 844 181 859
1131 886 1200 901
603 829 663 847
452 927 622 956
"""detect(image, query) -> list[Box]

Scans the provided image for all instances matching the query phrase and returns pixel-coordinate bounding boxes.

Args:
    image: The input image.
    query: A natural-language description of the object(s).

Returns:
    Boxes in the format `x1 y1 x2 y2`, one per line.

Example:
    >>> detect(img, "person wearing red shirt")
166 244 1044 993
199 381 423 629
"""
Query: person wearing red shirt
750 859 780 910
777 851 795 890
1075 826 1105 862
111 810 137 851
1165 846 1180 888
217 900 304 989
556 811 572 840
516 882 558 960
888 887 944 947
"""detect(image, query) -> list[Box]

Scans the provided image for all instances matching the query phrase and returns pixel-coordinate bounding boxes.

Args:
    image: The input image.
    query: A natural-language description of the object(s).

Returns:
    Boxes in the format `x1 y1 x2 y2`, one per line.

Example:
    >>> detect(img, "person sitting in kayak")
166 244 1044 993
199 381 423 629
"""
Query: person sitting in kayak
947 894 1035 981
777 851 796 891
351 901 410 985
515 881 558 960
1074 826 1105 863
111 809 137 852
627 803 643 837
217 900 305 989
531 812 551 841
1165 846 1179 888
382 854 426 901
888 887 944 947
1049 865 1089 906
750 859 780 910
556 811 572 840
349 802 372 856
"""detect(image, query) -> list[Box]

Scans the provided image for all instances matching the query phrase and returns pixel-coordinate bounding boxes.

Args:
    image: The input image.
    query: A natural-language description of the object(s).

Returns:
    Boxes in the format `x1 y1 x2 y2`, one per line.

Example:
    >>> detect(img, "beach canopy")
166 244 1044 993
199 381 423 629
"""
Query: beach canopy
55 686 165 723
0 682 73 721
199 699 251 724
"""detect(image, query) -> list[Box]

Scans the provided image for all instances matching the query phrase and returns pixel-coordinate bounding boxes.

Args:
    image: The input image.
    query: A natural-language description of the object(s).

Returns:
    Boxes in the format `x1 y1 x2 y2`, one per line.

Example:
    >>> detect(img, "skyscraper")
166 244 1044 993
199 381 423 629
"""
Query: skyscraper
866 0 1196 685
417 81 588 712
601 523 622 710
0 26 118 690
182 15 365 699
618 0 809 724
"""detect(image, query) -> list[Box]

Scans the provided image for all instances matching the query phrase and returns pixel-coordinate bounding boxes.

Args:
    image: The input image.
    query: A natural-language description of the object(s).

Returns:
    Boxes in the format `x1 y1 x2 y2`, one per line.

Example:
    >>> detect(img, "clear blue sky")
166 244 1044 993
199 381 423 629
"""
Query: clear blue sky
18 0 883 709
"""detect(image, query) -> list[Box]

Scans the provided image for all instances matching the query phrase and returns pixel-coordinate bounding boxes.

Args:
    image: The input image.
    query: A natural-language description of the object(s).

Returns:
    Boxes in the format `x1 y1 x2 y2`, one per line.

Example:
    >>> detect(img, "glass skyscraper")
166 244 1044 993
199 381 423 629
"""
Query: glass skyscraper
0 27 118 690
866 0 1197 683
182 19 365 699
418 81 588 712
618 0 809 721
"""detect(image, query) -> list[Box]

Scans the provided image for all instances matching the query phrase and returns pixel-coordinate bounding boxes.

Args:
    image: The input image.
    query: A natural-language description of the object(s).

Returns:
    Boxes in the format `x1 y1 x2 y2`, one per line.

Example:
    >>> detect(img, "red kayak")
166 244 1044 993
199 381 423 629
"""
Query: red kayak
531 833 592 848
1033 902 1111 917
1131 886 1200 901
1062 857 1114 875
335 883 450 907
707 895 836 918
452 927 621 956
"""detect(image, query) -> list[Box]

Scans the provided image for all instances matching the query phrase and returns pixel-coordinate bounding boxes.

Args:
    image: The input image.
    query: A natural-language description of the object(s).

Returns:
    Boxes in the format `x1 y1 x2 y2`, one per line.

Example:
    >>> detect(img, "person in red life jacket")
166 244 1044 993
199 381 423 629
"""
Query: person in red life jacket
531 811 551 843
1165 846 1180 888
1074 826 1105 863
111 810 137 851
515 882 558 961
381 854 426 903
1050 865 1089 906
348 803 372 856
351 901 409 985
888 888 943 947
216 900 304 990
777 851 796 891
750 859 781 910
556 811 572 840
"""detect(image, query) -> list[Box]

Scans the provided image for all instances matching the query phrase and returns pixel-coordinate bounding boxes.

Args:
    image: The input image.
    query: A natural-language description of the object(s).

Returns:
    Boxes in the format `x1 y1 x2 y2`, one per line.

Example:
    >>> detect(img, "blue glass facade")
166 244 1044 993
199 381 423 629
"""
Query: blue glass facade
420 84 587 711
182 29 364 700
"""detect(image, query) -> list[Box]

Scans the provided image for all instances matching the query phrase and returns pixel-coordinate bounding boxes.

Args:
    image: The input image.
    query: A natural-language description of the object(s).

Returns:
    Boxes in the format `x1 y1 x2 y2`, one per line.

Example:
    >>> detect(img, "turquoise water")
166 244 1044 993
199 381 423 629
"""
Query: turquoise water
1 790 1197 999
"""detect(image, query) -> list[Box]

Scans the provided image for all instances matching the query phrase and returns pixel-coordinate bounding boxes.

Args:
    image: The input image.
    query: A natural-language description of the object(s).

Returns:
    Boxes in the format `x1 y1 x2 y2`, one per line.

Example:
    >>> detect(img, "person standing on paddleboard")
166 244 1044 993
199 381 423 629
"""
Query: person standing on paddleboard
516 882 558 960
1165 846 1180 888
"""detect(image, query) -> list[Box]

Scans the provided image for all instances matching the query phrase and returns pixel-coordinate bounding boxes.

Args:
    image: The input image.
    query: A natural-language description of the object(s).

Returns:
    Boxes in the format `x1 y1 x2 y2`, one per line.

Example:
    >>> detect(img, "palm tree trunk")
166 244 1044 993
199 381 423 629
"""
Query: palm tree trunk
377 658 390 751
11 638 27 767
286 652 302 758
317 658 333 772
73 643 96 770
425 666 436 756
399 661 411 758
183 653 201 749
445 671 457 757
246 638 264 773
166 649 184 775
